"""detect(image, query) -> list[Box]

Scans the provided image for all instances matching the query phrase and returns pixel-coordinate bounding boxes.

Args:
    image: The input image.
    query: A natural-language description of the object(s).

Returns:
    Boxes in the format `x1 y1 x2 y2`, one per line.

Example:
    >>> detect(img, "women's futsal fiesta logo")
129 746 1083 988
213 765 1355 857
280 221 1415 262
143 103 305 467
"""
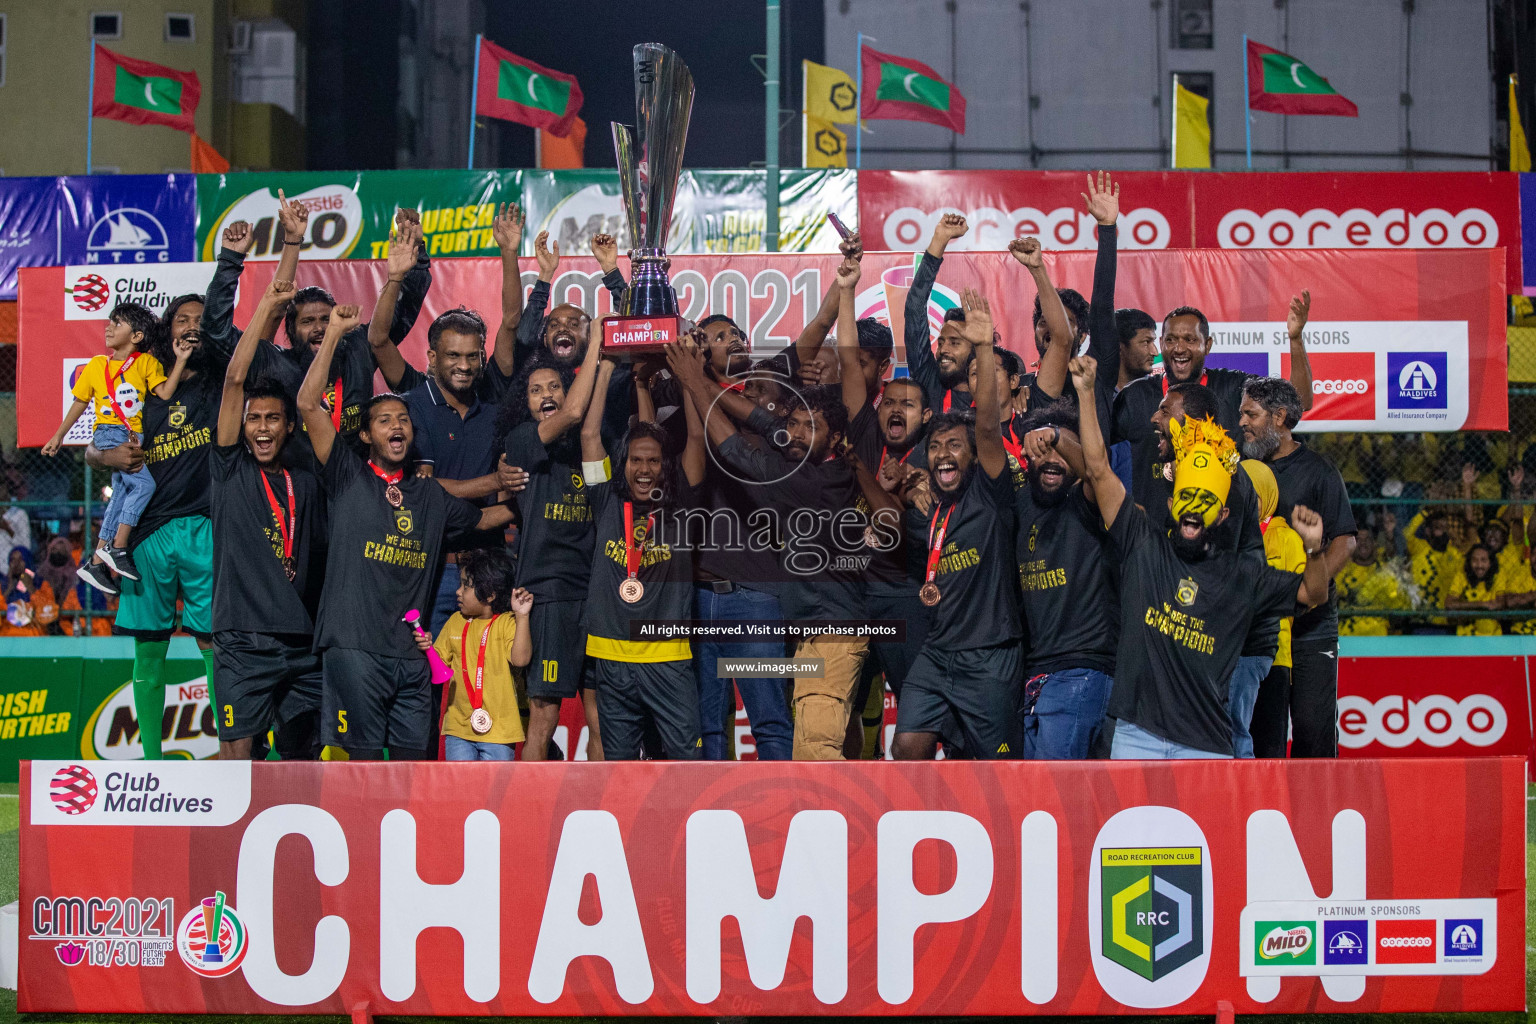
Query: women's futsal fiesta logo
175 891 248 977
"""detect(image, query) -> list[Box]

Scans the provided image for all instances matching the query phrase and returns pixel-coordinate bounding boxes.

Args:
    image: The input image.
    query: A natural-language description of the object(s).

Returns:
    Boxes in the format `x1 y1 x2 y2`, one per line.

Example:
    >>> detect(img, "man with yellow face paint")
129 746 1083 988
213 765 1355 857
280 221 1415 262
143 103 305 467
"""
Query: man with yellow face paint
1068 355 1333 759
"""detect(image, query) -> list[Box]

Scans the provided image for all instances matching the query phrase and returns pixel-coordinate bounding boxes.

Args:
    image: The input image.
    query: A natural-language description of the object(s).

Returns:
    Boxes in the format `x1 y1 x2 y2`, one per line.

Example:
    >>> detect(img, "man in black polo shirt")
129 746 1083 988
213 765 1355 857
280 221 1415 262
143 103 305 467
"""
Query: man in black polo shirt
1013 401 1118 759
299 305 513 760
1240 373 1357 758
904 214 975 413
1069 354 1332 758
892 288 1022 760
211 278 325 760
1112 299 1315 516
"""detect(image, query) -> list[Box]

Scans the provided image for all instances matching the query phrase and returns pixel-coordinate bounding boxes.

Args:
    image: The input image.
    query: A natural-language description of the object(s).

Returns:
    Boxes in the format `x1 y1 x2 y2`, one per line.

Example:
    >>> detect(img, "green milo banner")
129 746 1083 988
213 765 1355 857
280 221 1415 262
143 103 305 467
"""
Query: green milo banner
0 637 212 781
195 169 524 262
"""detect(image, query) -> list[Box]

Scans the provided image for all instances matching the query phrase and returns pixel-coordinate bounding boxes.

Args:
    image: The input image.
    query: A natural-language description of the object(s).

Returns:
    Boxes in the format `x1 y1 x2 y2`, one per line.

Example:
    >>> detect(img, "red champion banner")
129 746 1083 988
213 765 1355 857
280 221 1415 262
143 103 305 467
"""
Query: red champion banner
15 243 1507 445
18 758 1525 1015
858 170 1525 295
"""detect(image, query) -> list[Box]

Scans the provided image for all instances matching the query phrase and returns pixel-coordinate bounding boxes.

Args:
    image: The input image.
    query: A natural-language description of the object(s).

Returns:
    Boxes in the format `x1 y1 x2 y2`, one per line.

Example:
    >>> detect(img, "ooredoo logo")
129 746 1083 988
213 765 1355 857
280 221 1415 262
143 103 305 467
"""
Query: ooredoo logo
49 765 98 814
1375 919 1435 964
1337 693 1507 749
1301 352 1374 420
1216 206 1498 250
880 205 1172 251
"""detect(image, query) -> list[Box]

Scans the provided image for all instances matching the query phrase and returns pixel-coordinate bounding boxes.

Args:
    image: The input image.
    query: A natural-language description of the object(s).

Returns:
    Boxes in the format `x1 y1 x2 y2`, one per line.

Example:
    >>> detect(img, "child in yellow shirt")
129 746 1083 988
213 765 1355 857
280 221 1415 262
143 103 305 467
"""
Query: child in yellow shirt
417 548 532 760
42 302 192 594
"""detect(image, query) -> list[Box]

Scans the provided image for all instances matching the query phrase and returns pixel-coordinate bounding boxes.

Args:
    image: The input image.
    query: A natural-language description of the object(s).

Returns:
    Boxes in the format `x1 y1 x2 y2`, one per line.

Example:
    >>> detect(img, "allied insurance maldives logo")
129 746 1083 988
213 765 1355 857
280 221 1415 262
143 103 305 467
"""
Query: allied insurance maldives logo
50 764 99 815
175 891 248 977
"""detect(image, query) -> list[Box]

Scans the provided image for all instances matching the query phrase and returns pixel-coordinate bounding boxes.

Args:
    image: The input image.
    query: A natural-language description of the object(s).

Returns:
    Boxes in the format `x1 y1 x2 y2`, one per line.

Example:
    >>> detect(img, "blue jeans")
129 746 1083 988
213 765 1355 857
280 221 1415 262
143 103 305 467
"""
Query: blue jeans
1023 667 1113 760
444 735 515 761
693 585 792 761
428 562 461 635
1111 720 1232 760
94 424 155 540
1228 654 1273 759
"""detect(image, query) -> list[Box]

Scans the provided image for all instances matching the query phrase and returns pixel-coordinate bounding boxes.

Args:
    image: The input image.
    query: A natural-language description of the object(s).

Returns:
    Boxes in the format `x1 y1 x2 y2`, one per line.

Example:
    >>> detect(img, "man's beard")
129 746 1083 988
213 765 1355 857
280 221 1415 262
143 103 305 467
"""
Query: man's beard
937 363 967 389
436 369 478 402
1169 526 1210 561
1428 535 1450 552
1027 469 1070 508
935 463 977 504
1242 427 1282 461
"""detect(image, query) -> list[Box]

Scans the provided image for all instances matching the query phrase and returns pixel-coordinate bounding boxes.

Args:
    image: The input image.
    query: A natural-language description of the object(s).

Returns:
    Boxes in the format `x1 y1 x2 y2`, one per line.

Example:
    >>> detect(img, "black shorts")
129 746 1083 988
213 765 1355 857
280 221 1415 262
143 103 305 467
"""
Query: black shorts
864 589 932 701
896 642 1023 759
593 657 701 761
213 630 323 742
525 599 588 700
320 646 433 752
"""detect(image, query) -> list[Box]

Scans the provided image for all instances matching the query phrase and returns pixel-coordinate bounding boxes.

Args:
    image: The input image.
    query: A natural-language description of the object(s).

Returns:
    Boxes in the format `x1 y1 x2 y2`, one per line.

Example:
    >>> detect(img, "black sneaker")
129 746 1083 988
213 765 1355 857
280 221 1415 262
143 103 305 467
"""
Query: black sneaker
76 560 119 596
99 546 141 581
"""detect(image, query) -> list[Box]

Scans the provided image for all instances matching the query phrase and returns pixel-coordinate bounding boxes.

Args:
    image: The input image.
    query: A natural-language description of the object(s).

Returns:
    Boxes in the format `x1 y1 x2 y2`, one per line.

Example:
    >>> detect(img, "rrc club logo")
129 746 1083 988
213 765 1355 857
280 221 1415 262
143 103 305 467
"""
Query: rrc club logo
175 891 248 977
1100 846 1204 981
49 764 99 815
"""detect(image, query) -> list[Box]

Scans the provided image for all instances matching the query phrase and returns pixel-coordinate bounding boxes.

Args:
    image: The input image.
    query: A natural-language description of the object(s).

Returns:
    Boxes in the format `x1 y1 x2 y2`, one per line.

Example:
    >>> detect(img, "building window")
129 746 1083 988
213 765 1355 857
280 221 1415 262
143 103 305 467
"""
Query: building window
1171 0 1212 50
91 12 122 39
165 13 194 42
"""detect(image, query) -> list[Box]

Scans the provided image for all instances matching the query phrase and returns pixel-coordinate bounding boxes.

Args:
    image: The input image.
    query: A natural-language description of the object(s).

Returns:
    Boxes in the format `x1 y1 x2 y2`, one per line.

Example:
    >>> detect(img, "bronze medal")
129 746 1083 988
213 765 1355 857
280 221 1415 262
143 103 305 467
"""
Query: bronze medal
281 556 296 583
385 483 404 508
619 578 645 603
919 581 941 607
470 707 493 735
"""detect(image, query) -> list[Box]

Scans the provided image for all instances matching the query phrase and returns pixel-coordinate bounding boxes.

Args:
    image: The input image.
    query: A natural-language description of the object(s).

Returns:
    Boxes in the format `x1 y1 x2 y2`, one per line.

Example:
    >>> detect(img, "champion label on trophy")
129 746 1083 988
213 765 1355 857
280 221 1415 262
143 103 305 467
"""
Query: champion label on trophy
600 43 695 358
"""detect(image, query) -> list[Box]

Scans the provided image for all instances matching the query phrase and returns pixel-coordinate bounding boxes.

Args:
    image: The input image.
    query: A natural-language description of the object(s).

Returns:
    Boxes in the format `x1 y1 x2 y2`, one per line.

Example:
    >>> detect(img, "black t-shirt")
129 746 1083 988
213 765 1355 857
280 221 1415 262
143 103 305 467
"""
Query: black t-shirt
905 464 1021 650
209 443 325 635
132 378 219 547
1268 440 1357 642
903 253 976 414
506 422 597 602
313 444 481 657
584 483 696 647
850 406 929 593
1015 484 1117 676
1106 493 1300 755
690 434 790 593
1111 367 1251 512
716 432 866 622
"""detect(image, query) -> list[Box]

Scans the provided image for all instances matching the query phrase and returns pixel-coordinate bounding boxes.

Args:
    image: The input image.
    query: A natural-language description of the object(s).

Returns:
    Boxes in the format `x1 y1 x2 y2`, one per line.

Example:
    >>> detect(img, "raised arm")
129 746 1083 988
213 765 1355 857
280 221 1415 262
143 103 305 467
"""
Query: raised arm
680 388 707 487
200 221 256 363
387 208 432 343
834 256 867 418
536 317 603 444
1009 237 1074 398
1287 289 1315 412
668 339 739 451
490 202 525 380
905 215 966 407
589 232 627 308
1069 355 1126 528
581 359 616 465
273 189 308 287
1081 171 1122 395
1289 504 1334 608
368 217 423 389
960 289 1006 480
297 305 362 466
153 336 195 400
218 278 293 446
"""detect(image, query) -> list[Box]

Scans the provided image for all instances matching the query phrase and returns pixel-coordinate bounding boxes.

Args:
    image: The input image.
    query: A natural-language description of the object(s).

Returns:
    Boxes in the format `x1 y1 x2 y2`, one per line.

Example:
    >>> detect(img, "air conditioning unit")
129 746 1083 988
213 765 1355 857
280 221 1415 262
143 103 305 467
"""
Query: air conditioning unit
228 20 251 54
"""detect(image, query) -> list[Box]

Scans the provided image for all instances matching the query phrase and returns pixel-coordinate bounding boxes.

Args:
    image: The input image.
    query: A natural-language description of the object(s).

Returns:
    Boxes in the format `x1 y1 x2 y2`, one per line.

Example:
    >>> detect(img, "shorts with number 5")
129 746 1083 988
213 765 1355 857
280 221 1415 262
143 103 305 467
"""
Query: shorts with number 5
320 646 433 751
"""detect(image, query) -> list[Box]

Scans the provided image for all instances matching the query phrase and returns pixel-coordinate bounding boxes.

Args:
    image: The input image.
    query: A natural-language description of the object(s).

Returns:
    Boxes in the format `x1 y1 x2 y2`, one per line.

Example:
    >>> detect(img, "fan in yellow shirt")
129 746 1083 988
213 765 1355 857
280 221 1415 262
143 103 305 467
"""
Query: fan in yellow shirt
1445 544 1505 636
1336 528 1413 635
419 549 533 760
1409 508 1462 628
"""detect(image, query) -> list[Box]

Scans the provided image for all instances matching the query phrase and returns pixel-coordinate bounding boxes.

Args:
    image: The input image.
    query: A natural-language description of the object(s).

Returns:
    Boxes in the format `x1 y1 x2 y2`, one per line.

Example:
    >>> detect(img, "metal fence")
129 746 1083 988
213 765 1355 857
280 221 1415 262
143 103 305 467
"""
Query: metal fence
3 388 1536 639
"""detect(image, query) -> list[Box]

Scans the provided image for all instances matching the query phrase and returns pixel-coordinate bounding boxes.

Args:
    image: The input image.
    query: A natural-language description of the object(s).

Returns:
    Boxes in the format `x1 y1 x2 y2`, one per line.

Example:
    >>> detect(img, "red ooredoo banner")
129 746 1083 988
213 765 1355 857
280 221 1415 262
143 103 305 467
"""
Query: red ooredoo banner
18 758 1525 1016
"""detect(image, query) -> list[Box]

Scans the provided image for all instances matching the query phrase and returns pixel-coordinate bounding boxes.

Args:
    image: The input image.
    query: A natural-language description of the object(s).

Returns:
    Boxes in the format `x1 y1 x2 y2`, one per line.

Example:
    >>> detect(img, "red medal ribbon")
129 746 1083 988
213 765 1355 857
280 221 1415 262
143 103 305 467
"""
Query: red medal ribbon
878 445 915 474
458 613 502 712
259 468 296 564
942 390 952 413
104 353 141 431
1161 370 1209 395
924 505 955 587
1000 419 1024 462
623 501 656 582
367 461 405 485
329 376 343 432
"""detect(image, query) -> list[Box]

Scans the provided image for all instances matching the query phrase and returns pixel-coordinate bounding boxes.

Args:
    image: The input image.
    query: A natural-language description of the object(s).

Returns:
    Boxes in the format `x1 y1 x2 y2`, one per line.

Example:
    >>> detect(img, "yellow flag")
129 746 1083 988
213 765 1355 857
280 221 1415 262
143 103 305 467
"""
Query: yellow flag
804 113 848 168
804 60 858 124
1511 76 1531 173
1172 80 1211 169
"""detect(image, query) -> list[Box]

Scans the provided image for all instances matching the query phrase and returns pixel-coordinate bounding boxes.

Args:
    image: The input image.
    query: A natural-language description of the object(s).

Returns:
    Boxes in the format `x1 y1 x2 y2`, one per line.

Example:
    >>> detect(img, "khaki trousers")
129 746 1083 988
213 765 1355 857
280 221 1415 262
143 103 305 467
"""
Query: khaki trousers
791 633 870 760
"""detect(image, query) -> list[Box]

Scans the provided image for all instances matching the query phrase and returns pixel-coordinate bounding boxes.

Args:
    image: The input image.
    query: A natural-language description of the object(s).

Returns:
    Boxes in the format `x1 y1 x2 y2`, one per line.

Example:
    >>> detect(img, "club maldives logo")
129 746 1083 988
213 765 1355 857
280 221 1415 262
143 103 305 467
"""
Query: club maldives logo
175 891 248 977
49 764 99 814
1100 846 1205 980
66 272 112 313
1255 921 1316 964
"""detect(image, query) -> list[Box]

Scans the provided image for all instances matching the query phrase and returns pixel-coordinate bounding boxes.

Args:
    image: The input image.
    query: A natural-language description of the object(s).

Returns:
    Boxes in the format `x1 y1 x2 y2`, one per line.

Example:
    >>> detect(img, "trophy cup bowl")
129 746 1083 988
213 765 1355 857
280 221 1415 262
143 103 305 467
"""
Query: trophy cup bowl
602 43 695 358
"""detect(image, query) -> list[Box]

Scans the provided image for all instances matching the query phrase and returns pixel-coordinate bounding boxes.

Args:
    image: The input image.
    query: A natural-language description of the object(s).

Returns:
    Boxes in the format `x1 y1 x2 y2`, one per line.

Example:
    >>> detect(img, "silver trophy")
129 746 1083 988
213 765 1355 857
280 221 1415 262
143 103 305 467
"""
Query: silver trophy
605 43 694 353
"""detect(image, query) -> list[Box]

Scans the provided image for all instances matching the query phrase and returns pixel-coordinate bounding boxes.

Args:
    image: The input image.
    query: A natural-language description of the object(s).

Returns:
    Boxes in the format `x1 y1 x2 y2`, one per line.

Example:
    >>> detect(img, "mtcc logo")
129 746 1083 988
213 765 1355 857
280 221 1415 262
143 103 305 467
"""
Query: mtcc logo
86 208 171 264
1100 846 1204 980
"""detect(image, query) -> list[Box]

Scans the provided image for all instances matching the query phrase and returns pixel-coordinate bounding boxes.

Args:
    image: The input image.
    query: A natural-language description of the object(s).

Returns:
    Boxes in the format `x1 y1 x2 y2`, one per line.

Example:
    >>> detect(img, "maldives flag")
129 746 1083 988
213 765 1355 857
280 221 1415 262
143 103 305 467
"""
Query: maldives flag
475 38 583 138
91 45 200 132
1246 39 1358 117
859 45 966 133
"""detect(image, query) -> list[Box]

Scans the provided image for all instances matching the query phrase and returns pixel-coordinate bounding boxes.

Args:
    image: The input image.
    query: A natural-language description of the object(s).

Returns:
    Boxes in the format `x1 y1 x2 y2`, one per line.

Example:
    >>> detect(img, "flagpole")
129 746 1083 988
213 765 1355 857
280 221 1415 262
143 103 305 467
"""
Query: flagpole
1170 74 1177 169
86 39 97 173
855 32 865 170
801 60 809 170
1242 34 1253 170
765 0 780 252
467 33 482 170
